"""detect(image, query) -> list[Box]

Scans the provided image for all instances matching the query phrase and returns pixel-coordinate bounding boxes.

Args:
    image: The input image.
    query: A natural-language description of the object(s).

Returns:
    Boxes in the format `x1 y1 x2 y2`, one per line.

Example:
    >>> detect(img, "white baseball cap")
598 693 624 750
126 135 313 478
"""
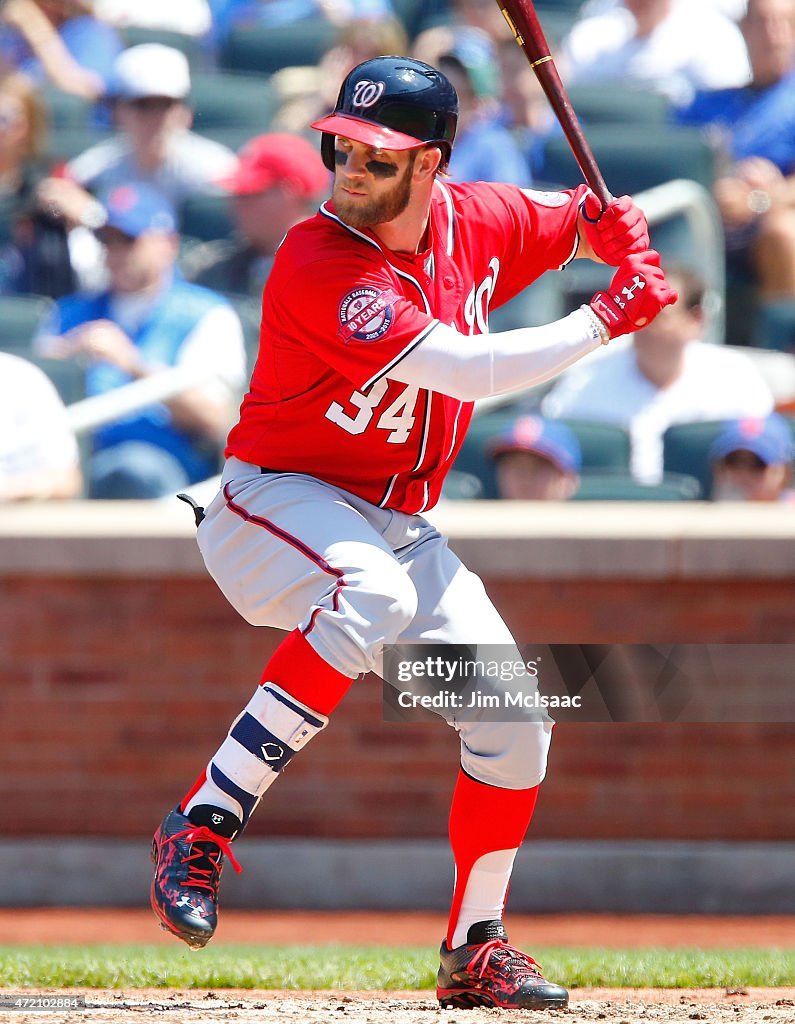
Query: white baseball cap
111 44 191 101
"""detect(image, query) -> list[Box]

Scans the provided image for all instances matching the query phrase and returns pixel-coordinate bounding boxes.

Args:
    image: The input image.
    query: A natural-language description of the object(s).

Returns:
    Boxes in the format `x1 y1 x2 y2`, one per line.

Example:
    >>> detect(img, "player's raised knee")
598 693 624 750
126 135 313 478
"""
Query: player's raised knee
460 718 554 790
365 564 419 642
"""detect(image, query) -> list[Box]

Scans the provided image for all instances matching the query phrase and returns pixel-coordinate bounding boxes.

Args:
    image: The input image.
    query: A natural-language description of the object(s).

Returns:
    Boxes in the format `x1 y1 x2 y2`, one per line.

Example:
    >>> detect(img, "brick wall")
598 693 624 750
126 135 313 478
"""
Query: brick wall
2 572 793 842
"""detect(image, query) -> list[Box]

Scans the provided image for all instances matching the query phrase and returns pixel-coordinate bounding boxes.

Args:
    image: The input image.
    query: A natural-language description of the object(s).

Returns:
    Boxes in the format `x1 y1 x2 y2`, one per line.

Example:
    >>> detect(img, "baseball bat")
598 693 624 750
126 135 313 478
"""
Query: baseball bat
495 0 612 210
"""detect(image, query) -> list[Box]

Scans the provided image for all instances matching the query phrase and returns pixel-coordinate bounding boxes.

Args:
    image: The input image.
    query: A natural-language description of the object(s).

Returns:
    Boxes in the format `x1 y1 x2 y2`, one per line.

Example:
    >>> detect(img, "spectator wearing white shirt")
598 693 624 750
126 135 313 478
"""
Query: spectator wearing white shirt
36 43 239 290
560 0 752 107
0 351 82 501
542 266 774 484
579 0 748 22
34 183 246 499
60 44 237 211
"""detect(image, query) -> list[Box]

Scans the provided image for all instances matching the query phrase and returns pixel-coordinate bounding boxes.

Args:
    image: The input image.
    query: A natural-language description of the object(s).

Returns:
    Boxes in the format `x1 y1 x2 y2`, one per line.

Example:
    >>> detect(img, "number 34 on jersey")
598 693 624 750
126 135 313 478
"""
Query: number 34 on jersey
325 380 419 445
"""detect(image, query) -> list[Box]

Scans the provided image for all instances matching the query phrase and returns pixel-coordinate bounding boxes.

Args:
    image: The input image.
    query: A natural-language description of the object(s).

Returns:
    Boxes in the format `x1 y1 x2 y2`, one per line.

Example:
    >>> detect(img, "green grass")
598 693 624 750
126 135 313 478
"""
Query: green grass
0 945 793 990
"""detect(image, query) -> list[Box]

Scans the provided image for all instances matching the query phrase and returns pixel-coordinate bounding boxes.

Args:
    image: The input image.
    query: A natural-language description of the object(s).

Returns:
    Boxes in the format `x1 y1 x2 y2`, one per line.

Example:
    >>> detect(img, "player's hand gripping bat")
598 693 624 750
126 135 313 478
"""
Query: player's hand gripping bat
494 0 612 210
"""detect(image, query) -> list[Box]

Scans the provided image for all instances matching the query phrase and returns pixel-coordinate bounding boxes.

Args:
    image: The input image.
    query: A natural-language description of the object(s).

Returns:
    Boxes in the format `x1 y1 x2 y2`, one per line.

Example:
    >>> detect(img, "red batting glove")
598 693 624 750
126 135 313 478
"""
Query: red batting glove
581 192 651 265
590 250 679 340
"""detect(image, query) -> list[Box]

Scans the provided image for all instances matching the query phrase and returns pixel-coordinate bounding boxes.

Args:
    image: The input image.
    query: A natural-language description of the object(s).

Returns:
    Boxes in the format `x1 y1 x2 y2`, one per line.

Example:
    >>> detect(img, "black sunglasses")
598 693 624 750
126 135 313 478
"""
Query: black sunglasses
126 96 180 113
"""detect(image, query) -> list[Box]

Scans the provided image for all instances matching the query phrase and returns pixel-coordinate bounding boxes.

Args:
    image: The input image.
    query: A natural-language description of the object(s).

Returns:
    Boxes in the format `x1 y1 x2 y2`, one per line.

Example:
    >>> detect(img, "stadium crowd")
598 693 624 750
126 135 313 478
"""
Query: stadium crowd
1 0 794 503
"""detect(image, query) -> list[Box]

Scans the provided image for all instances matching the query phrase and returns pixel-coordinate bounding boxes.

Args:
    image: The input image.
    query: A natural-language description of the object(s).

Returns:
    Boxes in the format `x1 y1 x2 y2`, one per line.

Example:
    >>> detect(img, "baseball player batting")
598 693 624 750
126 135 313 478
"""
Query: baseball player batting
151 56 676 1010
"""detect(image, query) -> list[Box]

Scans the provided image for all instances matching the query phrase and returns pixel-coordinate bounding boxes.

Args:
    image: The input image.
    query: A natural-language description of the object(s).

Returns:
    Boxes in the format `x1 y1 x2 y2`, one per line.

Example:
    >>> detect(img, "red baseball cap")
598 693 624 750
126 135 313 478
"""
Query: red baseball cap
218 133 329 198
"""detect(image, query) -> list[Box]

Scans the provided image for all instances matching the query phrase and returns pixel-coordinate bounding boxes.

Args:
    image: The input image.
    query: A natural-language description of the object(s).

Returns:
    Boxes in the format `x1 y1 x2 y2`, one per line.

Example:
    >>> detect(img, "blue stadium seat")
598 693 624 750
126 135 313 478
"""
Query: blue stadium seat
539 124 718 196
39 84 95 130
222 291 262 376
46 125 113 164
441 469 484 501
662 420 730 498
190 71 277 135
179 194 234 242
532 4 587 46
566 84 672 127
119 26 205 68
453 409 631 499
393 0 450 36
573 471 702 501
27 354 86 406
0 294 54 353
752 300 795 353
219 21 337 75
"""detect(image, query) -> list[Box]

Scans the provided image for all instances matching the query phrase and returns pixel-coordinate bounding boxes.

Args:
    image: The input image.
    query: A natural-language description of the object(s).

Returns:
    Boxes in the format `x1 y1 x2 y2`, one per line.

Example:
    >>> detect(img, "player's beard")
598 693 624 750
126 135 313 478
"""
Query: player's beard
333 154 416 230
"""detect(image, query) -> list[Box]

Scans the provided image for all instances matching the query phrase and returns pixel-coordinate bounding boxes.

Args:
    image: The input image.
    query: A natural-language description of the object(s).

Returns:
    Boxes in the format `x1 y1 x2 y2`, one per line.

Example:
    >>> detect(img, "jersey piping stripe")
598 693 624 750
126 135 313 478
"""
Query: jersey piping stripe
361 319 438 392
561 231 580 269
376 374 432 509
417 480 431 515
378 388 433 511
411 388 432 474
319 203 432 314
222 483 346 638
378 474 398 508
434 180 456 256
446 401 464 461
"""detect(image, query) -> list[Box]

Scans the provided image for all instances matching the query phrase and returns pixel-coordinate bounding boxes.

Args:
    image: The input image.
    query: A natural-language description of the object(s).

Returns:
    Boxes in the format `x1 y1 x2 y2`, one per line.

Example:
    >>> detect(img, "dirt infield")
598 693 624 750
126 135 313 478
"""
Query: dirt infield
4 988 795 1024
5 909 795 947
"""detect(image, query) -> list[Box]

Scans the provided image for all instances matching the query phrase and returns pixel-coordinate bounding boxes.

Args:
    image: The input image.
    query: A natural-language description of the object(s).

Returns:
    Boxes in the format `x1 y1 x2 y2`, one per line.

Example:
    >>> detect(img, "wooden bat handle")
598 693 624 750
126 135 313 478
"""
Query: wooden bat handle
496 0 612 209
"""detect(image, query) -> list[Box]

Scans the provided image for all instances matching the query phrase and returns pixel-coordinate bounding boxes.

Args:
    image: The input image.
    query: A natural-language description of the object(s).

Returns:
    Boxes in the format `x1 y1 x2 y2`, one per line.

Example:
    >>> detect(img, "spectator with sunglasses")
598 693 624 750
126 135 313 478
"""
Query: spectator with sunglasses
58 44 237 211
33 183 246 499
542 265 774 486
710 413 795 502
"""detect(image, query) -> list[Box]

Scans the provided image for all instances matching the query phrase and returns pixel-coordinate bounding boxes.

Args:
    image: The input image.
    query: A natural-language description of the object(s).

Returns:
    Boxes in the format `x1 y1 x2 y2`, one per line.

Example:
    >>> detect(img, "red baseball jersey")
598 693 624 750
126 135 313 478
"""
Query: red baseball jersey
227 179 588 513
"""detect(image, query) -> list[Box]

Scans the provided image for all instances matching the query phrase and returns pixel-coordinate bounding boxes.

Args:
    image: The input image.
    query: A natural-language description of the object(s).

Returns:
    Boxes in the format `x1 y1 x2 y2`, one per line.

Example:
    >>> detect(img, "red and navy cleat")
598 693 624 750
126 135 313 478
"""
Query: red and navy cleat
437 920 569 1010
150 805 242 949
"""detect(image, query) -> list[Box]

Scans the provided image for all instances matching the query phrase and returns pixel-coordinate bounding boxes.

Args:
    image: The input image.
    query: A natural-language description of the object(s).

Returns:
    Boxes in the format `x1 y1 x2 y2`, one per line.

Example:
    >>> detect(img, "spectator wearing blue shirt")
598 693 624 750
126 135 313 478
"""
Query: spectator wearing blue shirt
678 0 795 350
431 27 533 188
0 0 122 100
33 184 247 499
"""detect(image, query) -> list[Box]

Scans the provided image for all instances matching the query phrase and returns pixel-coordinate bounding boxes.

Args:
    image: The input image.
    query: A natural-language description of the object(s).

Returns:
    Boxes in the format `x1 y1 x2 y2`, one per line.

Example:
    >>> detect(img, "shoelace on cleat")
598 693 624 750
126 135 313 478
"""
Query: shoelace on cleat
165 826 242 891
466 940 544 983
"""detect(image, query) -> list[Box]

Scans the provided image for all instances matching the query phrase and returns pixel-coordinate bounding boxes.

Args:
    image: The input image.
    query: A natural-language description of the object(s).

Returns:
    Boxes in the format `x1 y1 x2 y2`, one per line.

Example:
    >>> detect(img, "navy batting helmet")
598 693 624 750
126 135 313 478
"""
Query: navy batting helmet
311 56 458 172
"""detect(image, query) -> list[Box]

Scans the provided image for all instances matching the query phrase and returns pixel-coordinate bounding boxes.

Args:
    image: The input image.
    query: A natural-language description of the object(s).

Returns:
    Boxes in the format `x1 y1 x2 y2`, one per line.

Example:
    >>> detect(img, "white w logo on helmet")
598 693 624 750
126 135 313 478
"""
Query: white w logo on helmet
351 80 385 108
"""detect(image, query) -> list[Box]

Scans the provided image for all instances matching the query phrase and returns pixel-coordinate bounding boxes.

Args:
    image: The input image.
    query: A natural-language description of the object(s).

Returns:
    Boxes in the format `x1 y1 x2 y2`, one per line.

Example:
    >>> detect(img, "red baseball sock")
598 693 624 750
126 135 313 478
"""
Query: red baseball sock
260 628 356 714
446 768 539 949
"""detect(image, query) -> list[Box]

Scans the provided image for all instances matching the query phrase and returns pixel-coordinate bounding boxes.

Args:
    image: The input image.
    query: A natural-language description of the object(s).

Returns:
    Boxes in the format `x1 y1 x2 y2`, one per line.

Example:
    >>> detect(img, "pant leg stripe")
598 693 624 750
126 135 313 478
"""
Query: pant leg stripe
223 483 346 637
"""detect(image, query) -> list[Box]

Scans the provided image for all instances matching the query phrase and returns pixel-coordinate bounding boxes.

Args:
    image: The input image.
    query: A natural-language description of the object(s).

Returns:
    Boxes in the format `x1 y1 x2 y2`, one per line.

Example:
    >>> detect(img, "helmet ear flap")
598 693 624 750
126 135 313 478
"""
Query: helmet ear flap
321 133 336 173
